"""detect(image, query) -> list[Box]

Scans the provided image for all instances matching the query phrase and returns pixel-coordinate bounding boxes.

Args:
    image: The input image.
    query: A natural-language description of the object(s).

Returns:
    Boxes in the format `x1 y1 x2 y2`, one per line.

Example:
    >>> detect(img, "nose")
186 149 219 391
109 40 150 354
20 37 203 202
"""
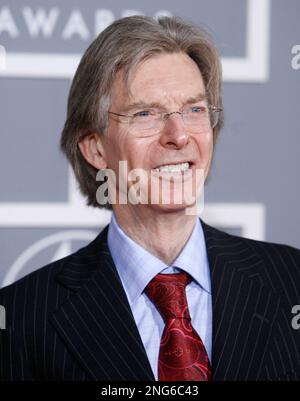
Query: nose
159 112 189 149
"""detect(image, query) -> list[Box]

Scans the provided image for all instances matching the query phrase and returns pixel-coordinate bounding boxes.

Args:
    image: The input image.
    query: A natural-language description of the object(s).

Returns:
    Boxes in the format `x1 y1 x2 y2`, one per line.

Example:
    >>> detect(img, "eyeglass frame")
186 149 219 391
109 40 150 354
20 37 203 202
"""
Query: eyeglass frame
108 105 222 134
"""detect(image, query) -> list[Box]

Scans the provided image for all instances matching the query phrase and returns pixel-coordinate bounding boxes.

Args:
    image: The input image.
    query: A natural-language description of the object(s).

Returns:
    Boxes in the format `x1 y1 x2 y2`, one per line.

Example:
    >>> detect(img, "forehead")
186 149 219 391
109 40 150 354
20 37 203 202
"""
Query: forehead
111 53 206 108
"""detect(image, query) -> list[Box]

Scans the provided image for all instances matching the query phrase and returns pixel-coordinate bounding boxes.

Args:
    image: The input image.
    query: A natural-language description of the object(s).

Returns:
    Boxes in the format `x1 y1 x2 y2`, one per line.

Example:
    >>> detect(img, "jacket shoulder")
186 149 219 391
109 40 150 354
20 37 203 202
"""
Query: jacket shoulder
0 252 74 318
202 220 300 298
203 219 300 263
241 235 300 268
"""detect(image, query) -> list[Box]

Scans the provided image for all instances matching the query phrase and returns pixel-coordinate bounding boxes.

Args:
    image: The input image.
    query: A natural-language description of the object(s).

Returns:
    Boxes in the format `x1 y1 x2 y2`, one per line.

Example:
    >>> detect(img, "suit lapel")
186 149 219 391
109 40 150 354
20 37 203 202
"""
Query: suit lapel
201 221 280 380
50 227 155 381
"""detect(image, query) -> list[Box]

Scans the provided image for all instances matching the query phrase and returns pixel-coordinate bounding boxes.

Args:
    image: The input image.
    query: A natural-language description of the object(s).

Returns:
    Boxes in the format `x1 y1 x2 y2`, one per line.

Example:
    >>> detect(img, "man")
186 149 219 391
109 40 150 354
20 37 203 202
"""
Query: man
1 16 300 381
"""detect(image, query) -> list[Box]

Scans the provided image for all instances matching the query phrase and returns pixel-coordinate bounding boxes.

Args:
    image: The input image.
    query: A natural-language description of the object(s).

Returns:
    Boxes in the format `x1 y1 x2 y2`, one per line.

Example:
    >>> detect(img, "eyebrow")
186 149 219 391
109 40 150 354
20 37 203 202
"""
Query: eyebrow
121 93 207 113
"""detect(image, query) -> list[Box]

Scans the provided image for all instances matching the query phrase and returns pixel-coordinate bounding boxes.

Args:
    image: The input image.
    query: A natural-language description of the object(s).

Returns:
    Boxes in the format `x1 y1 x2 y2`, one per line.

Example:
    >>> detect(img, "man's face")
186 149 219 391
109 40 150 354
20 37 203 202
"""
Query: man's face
100 52 214 213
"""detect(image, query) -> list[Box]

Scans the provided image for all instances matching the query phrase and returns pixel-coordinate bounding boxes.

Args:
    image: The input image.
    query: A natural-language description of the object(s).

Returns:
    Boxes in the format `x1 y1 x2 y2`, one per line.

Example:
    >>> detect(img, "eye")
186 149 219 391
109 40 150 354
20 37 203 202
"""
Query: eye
190 106 206 113
133 110 153 118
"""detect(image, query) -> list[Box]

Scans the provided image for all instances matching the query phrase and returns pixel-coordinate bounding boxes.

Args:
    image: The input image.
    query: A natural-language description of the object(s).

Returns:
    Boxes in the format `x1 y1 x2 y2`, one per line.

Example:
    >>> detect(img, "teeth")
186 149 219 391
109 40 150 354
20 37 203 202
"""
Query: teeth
153 162 190 172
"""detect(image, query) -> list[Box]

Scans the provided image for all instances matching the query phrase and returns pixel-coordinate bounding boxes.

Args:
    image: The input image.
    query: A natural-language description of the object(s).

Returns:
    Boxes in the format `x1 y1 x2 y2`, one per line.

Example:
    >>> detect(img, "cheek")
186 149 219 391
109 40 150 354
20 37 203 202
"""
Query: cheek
106 130 128 166
194 132 214 159
110 135 148 172
122 136 153 167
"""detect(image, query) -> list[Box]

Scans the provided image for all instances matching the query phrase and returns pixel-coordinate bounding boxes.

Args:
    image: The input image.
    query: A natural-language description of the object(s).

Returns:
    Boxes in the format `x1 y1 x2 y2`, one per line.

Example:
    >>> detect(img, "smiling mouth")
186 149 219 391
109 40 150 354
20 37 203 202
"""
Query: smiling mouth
152 162 193 173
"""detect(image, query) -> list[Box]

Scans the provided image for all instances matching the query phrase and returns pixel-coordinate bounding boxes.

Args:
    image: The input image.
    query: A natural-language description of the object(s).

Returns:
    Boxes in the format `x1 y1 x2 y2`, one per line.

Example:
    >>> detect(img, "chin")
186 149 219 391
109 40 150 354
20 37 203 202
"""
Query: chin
147 203 191 215
148 193 198 213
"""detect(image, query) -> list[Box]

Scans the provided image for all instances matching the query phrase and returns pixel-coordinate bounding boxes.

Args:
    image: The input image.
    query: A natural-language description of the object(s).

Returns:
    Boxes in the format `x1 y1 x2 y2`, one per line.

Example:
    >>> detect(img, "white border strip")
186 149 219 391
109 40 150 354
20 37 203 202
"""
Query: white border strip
222 0 271 82
0 200 265 240
0 169 112 228
0 0 270 82
202 203 265 240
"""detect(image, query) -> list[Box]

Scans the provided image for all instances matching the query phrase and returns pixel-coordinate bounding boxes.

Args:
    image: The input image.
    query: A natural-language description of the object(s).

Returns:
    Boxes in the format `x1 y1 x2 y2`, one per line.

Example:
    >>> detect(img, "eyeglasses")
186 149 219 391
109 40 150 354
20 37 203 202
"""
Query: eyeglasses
108 105 222 138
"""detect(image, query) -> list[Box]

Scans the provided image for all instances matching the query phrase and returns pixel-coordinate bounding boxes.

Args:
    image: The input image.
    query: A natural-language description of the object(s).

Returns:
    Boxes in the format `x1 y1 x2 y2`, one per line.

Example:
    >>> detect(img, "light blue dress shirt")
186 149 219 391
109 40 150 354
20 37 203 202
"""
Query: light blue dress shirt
107 213 212 380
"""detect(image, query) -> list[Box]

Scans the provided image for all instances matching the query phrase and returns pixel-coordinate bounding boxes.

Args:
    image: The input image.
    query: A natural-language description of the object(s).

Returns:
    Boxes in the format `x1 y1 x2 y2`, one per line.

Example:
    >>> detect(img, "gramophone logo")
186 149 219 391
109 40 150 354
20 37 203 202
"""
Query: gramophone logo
2 230 97 288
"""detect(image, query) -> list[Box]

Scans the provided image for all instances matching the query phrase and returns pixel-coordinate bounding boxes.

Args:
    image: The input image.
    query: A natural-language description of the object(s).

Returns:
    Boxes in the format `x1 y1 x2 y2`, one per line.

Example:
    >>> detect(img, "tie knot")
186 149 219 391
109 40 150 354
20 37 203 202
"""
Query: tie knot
145 271 192 321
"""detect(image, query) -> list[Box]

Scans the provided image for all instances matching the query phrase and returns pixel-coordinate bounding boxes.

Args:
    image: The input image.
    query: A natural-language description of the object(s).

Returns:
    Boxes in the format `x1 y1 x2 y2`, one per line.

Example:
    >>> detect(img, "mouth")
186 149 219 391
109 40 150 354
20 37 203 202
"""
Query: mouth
152 161 194 173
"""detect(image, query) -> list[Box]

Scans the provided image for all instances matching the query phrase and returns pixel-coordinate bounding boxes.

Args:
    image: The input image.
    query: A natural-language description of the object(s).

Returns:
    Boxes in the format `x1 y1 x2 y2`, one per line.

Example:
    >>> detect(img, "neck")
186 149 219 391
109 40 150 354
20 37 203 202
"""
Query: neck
112 205 197 265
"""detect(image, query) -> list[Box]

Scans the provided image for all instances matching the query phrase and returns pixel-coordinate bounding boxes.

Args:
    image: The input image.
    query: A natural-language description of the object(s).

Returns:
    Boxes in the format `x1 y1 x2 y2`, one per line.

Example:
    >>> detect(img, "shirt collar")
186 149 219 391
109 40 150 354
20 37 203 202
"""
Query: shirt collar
107 213 211 307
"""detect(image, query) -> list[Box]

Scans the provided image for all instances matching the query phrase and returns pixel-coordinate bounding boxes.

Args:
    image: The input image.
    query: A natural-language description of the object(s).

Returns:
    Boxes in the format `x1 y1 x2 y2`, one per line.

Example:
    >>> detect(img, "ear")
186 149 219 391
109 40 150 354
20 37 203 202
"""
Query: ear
78 132 107 170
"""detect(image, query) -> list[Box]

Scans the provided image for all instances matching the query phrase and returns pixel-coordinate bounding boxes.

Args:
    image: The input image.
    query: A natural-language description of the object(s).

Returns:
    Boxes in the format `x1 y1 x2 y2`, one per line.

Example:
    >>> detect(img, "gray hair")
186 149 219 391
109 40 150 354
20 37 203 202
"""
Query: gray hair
60 15 224 209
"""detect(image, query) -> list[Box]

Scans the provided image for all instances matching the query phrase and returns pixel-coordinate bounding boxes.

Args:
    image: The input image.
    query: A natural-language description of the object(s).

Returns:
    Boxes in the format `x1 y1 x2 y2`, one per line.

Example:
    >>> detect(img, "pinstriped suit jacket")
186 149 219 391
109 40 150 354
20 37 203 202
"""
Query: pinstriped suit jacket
1 220 300 381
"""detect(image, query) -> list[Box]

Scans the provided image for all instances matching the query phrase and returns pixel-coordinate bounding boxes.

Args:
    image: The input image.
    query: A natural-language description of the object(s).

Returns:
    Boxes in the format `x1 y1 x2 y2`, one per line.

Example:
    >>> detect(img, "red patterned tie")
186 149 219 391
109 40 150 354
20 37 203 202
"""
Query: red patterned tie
145 271 212 381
